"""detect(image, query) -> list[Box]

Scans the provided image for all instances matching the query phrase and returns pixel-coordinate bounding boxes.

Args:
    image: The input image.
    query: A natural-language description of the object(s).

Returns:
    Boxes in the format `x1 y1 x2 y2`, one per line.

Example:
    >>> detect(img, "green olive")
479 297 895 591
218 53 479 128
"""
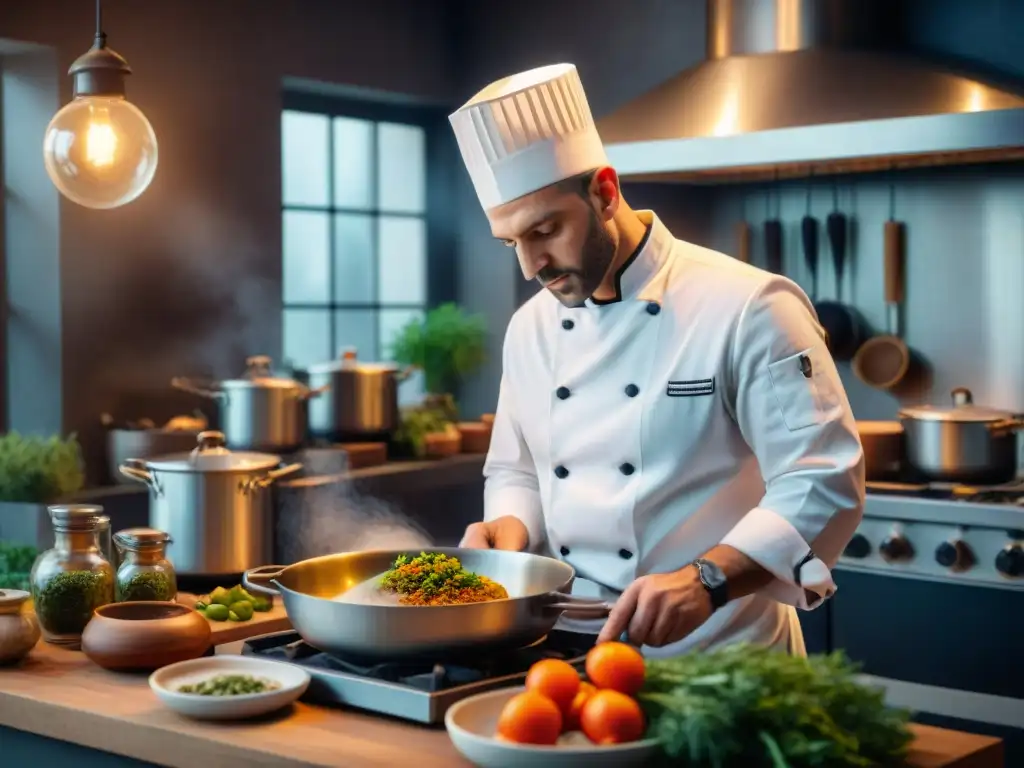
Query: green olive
204 603 229 621
229 600 254 621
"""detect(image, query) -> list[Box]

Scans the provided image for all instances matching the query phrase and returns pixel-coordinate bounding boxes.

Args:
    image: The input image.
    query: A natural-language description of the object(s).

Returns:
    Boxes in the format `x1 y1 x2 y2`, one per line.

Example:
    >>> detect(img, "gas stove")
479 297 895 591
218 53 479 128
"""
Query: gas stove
837 479 1024 588
241 629 597 724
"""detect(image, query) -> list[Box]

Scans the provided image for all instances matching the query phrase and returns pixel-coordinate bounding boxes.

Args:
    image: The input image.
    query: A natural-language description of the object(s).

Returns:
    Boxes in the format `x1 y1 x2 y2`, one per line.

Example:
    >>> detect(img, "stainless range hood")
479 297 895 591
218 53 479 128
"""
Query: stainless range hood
599 0 1024 183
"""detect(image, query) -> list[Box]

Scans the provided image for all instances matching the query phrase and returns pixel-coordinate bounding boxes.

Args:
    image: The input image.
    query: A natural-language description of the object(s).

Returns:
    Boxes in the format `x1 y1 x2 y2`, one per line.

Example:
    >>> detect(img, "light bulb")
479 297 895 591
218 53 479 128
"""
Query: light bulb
43 95 158 210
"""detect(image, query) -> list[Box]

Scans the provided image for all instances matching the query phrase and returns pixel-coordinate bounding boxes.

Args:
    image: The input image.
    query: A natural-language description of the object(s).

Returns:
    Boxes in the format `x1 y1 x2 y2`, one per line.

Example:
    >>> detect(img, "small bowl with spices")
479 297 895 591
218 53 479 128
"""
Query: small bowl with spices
149 655 310 720
81 601 211 671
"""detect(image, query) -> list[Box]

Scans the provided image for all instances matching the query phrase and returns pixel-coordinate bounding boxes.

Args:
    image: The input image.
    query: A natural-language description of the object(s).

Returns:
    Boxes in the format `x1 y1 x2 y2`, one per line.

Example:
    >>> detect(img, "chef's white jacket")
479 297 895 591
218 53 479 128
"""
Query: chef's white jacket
482 210 865 658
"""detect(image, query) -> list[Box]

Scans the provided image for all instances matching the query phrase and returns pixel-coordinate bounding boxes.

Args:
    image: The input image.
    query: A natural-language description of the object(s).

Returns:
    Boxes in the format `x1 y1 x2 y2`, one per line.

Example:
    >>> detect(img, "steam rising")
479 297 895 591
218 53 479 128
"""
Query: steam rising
275 451 433 562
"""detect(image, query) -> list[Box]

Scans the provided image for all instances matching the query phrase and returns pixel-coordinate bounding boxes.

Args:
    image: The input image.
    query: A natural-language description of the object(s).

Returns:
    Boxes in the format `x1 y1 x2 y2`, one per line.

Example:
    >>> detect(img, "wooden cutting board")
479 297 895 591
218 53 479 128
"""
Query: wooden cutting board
339 442 388 469
175 592 291 645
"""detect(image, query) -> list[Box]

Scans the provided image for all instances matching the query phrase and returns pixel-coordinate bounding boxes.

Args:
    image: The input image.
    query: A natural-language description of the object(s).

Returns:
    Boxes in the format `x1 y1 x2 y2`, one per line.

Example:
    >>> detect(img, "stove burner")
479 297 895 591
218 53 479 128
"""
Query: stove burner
867 478 1024 505
245 630 597 694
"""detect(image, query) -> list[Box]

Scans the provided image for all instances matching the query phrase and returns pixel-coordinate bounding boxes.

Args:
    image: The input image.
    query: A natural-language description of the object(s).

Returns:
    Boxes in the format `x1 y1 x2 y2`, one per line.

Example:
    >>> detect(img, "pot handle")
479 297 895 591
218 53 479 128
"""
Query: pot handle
989 417 1024 438
171 377 226 403
245 462 303 492
242 565 285 596
545 592 613 619
298 384 331 401
118 459 164 496
395 366 417 383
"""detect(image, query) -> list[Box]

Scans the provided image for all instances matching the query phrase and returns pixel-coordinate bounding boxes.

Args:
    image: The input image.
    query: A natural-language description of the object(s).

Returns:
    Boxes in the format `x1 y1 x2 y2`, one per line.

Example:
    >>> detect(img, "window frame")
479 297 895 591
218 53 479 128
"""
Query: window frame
280 90 457 365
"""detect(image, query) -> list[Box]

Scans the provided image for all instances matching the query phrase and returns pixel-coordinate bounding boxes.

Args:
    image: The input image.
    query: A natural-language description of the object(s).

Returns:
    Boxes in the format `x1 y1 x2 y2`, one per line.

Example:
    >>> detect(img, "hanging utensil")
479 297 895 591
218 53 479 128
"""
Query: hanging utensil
813 181 868 360
853 181 914 391
735 194 752 264
800 178 819 300
763 173 783 274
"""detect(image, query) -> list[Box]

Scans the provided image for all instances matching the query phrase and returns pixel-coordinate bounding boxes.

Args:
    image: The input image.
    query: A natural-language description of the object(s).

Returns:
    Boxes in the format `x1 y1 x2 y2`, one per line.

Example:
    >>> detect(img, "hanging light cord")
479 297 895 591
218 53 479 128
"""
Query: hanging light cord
94 0 106 49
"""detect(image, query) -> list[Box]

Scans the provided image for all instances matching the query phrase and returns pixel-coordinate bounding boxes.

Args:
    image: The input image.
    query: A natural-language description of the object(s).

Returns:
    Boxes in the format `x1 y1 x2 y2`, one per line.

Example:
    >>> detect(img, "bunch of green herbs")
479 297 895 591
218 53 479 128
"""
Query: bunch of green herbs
388 303 487 395
639 643 913 768
0 432 85 502
380 552 483 598
0 541 38 590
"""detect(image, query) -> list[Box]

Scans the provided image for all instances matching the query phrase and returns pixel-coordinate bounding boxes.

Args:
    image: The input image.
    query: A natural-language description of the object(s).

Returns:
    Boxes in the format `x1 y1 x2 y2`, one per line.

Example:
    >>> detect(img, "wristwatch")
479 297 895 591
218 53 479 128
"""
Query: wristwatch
691 558 729 611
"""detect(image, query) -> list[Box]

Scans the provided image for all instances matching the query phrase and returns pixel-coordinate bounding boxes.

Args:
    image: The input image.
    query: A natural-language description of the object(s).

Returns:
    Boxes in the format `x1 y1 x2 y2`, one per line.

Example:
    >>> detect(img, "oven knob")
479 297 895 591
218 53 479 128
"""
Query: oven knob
843 533 871 559
995 544 1024 578
879 534 914 563
935 540 974 571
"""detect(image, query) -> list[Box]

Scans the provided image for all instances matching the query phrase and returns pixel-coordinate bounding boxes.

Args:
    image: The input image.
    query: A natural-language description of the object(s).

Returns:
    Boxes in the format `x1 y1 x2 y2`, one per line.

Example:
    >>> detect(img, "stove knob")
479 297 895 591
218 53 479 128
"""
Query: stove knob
935 540 974 571
879 534 914 563
843 533 871 559
995 544 1024 578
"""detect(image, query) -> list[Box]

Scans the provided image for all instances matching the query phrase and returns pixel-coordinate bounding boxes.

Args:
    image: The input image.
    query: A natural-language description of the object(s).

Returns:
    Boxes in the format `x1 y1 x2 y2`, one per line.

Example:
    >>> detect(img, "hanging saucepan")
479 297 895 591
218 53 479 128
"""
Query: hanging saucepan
304 348 413 440
899 388 1024 485
242 547 611 659
119 430 302 575
172 355 328 453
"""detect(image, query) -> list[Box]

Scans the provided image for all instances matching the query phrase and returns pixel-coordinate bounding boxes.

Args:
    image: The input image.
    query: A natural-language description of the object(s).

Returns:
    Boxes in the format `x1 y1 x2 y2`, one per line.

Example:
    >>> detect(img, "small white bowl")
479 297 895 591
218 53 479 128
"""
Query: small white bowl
149 655 310 721
445 687 661 768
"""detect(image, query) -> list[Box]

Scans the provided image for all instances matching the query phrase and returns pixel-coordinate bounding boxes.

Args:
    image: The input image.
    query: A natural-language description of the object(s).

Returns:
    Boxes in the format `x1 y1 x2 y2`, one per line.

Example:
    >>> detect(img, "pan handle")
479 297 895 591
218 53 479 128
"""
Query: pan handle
545 592 613 619
243 565 286 596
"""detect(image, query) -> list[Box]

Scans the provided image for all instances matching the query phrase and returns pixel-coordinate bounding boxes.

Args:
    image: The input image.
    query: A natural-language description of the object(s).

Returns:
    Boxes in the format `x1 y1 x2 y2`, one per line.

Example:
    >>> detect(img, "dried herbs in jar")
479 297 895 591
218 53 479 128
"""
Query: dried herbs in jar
116 570 175 602
33 569 113 636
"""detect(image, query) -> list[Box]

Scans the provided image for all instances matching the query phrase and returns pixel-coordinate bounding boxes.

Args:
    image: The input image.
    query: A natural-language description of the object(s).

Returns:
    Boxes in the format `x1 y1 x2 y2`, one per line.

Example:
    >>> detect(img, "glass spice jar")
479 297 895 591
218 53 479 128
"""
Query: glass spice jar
30 504 115 648
113 528 177 603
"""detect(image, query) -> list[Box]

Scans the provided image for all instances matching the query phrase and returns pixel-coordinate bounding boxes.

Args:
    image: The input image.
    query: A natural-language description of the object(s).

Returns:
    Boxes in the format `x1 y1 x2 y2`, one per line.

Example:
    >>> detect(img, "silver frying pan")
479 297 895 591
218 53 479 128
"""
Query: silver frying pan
242 548 612 659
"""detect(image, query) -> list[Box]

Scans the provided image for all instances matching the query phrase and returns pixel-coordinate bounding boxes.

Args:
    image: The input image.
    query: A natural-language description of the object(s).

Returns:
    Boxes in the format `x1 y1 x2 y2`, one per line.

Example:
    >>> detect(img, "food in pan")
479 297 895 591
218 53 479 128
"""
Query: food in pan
378 551 509 606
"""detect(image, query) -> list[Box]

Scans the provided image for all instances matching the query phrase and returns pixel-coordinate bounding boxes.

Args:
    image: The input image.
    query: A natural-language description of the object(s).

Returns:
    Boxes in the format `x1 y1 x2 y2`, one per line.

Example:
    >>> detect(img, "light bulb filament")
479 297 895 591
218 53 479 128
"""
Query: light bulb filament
85 120 118 168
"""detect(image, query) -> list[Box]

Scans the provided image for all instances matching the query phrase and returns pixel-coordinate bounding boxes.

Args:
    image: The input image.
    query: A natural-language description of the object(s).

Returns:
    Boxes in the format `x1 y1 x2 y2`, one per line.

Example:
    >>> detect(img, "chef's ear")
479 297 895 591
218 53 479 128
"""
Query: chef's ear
592 166 621 221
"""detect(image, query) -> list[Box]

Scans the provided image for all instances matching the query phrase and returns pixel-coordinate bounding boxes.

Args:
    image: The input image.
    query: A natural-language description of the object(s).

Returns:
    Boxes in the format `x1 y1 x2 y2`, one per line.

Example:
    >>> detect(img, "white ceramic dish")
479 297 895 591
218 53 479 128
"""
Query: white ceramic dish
445 686 661 768
149 655 310 720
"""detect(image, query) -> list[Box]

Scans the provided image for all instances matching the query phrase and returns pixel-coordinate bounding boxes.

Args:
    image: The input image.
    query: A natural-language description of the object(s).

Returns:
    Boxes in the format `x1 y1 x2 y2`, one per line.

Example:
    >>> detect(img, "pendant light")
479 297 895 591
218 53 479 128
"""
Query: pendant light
43 0 158 210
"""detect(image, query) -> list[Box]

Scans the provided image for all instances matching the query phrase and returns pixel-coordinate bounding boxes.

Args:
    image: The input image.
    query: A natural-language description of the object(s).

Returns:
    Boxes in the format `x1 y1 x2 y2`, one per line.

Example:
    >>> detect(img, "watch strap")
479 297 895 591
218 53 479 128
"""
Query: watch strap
692 557 729 611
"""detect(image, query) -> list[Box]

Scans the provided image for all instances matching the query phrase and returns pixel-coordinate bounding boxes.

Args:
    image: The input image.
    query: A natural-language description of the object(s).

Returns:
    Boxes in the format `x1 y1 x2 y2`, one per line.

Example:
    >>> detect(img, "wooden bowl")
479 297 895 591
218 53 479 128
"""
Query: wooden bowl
458 422 492 454
82 602 212 672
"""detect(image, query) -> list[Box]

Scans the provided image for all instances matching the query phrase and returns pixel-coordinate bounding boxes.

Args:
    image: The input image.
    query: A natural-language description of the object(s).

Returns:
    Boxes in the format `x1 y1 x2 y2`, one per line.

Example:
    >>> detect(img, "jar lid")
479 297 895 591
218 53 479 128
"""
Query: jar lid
899 387 1016 423
0 589 30 609
48 504 105 531
141 430 280 473
114 527 171 549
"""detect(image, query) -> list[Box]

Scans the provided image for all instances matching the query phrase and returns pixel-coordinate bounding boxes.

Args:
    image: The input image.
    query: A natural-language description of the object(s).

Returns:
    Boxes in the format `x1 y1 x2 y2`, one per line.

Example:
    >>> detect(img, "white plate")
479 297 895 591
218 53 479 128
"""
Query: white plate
445 687 661 768
149 655 310 721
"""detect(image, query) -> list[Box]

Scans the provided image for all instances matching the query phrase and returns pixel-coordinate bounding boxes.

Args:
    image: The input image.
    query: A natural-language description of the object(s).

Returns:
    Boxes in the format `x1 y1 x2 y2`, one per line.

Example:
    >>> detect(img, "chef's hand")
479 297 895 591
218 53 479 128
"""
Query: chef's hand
596 567 713 647
460 516 529 551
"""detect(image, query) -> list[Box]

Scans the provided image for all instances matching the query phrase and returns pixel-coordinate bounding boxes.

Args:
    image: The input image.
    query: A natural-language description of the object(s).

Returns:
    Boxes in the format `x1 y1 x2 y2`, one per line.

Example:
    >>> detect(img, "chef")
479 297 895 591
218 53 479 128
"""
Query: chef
452 63 865 657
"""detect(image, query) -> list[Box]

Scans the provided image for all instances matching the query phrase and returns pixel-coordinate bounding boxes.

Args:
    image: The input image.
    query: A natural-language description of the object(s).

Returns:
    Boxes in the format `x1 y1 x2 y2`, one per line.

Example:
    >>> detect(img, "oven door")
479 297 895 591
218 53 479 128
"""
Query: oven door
832 567 1023 765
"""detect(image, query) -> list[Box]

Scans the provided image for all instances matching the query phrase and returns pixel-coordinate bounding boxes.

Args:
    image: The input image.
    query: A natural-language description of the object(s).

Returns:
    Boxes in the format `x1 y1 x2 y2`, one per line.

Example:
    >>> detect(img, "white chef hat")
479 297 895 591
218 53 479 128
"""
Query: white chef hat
450 63 609 211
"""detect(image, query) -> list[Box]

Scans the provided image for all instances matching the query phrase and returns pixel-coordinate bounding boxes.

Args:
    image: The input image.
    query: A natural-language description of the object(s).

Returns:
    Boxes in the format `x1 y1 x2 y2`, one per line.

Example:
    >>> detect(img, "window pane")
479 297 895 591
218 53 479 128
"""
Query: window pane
333 117 373 210
333 213 374 303
283 309 331 370
377 122 425 214
378 216 426 304
380 308 425 404
333 309 377 361
282 111 329 206
283 210 330 304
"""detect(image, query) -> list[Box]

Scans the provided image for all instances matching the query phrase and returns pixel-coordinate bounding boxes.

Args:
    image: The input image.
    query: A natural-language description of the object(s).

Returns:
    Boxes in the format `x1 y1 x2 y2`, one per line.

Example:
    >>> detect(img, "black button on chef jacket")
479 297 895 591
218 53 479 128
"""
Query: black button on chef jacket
554 465 569 479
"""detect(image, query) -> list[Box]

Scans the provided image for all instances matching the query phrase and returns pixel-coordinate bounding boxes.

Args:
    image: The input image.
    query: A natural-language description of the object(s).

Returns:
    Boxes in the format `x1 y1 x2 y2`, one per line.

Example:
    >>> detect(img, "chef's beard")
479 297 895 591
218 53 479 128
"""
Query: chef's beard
537 207 617 307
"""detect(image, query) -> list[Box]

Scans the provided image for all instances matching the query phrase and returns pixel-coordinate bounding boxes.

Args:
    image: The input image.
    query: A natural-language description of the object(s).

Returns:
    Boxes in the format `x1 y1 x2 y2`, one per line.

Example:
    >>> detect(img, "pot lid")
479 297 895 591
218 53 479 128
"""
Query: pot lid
306 347 399 375
140 431 280 473
899 387 1016 423
222 355 304 390
0 589 30 611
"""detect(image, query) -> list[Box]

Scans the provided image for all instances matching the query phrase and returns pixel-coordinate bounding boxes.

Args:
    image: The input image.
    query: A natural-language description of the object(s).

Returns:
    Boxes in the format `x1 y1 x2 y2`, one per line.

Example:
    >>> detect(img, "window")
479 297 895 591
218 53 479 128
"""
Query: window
280 93 453 403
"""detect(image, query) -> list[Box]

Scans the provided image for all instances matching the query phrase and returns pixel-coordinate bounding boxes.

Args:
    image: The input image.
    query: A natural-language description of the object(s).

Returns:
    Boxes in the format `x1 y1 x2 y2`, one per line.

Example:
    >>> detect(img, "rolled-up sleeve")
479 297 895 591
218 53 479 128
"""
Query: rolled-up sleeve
482 329 545 552
719 278 865 610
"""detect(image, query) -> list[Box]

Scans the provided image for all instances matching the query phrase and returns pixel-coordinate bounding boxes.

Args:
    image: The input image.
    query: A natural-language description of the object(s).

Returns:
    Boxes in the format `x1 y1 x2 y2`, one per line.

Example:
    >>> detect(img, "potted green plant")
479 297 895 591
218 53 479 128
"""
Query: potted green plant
0 432 85 549
388 304 487 457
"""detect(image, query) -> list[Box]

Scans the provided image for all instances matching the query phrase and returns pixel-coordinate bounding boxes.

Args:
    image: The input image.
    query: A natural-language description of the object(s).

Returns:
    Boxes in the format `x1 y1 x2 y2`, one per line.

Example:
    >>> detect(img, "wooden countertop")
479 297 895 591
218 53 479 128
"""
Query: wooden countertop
0 641 1003 768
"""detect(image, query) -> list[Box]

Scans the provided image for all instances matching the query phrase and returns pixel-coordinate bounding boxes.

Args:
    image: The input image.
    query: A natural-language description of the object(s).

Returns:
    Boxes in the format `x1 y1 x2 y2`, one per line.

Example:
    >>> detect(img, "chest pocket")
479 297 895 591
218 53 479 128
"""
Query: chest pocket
767 345 841 431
